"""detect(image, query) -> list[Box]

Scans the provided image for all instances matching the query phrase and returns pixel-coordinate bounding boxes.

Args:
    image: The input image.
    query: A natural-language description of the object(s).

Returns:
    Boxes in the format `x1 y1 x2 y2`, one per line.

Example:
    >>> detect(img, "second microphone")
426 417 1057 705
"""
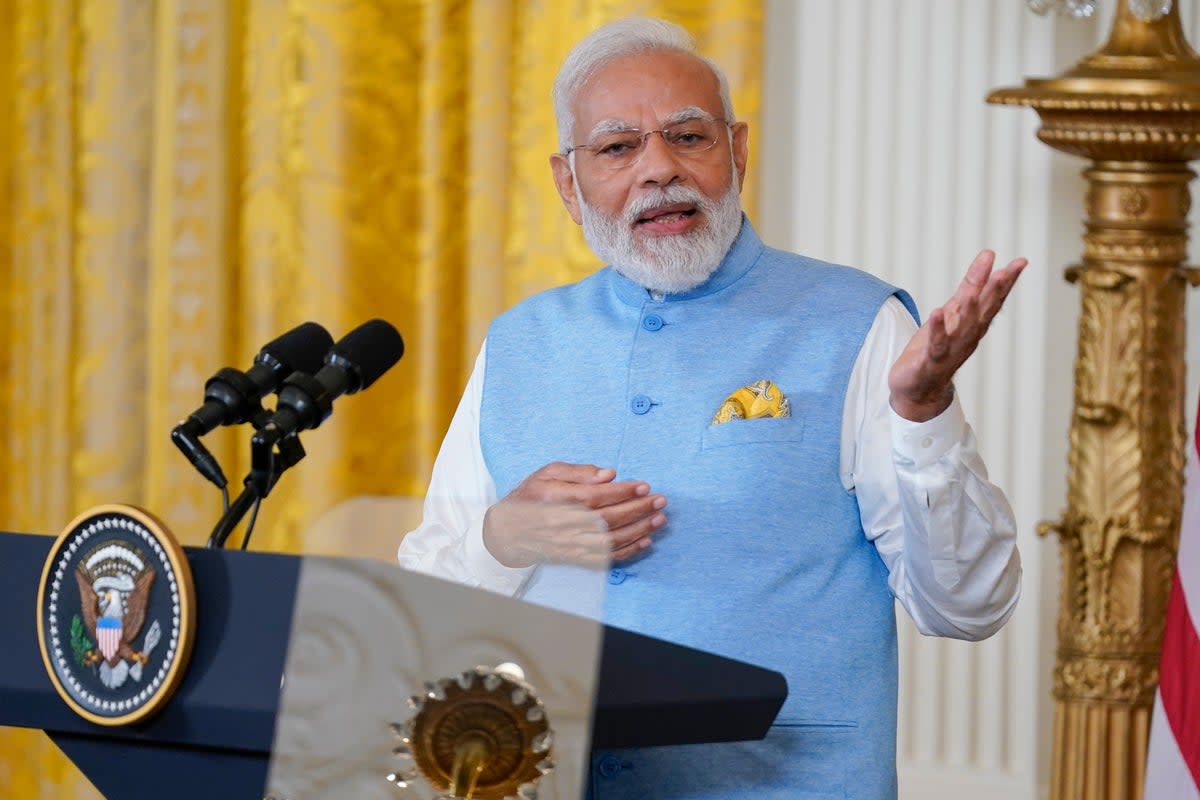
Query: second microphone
254 318 405 447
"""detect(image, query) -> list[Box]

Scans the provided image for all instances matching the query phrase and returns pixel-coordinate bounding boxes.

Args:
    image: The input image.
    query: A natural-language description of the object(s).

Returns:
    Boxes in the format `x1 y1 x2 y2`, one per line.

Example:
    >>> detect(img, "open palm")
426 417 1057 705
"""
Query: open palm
889 250 1027 422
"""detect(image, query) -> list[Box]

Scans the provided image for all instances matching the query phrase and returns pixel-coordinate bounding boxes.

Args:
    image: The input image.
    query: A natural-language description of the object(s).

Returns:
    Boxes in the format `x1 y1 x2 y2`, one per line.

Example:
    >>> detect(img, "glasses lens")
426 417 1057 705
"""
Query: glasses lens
580 119 724 169
664 120 721 153
586 132 646 169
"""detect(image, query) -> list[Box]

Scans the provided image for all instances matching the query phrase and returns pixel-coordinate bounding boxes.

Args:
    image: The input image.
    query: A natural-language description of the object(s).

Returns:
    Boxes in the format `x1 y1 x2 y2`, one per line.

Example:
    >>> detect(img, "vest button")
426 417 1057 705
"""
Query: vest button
630 395 653 415
608 568 627 585
641 313 664 331
597 754 623 778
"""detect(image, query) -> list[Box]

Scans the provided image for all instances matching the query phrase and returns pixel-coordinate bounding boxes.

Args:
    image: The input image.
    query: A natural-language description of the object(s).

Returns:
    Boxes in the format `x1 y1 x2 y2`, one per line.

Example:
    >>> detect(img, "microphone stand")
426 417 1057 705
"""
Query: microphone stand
207 485 260 549
206 432 306 549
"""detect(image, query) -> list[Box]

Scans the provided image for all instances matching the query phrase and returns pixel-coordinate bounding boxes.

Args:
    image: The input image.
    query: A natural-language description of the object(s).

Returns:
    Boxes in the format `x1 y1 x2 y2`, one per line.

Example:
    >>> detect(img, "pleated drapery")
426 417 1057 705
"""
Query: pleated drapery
0 2 761 796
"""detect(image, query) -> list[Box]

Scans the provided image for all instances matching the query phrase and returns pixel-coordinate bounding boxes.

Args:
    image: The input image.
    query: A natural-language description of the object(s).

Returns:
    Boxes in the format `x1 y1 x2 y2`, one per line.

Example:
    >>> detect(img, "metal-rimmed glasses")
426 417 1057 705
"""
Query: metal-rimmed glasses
565 117 731 170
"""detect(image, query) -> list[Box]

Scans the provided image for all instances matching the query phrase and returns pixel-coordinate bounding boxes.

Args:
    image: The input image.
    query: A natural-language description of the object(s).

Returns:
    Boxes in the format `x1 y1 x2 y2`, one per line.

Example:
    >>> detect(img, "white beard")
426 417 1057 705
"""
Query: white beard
574 174 743 295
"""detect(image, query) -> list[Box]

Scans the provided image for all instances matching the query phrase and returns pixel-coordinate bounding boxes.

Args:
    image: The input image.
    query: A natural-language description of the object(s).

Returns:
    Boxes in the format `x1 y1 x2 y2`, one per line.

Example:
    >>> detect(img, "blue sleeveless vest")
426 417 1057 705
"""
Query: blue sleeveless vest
481 221 917 799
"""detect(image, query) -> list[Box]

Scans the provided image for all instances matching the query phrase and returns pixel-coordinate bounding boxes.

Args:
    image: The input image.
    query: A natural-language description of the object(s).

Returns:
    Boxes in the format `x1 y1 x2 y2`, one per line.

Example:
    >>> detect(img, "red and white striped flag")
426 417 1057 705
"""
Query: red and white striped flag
97 617 122 662
1146 396 1200 799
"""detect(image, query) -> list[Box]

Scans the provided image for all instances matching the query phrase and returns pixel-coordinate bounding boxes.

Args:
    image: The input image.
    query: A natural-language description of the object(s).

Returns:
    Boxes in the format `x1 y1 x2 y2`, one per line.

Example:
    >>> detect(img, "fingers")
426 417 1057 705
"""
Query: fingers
542 485 667 559
977 257 1027 322
492 462 668 568
944 250 992 334
524 506 663 567
532 461 616 484
609 513 667 563
925 308 950 362
964 249 996 288
611 535 652 562
596 492 667 531
485 499 611 568
941 252 1027 344
515 462 657 510
604 490 668 562
550 479 653 508
889 251 1025 422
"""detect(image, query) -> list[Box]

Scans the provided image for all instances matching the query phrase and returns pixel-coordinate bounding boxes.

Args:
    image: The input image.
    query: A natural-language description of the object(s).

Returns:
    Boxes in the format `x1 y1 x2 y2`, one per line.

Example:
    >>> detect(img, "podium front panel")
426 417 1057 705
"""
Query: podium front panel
265 556 607 800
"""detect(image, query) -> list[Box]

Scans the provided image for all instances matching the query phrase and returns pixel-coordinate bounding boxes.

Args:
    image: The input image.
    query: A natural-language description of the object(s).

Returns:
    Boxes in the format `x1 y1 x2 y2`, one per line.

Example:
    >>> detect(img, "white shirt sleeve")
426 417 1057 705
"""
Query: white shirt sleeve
396 342 532 595
841 296 1021 640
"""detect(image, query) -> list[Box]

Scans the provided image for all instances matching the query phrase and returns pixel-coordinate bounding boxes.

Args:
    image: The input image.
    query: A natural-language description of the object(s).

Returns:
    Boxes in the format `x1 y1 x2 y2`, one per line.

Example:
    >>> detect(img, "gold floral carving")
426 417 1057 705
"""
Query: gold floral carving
1082 238 1188 263
991 2 1199 797
1054 658 1158 705
988 94 1200 112
1119 187 1149 217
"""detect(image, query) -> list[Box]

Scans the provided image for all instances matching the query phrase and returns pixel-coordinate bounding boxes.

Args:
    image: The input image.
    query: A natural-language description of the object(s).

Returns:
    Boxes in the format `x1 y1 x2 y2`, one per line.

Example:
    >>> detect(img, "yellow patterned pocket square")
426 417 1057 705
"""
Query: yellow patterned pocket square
711 380 791 424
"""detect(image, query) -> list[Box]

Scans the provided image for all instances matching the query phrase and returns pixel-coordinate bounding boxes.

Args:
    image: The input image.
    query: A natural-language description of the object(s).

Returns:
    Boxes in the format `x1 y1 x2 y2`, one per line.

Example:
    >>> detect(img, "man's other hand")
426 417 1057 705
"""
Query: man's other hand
483 462 668 568
888 250 1027 422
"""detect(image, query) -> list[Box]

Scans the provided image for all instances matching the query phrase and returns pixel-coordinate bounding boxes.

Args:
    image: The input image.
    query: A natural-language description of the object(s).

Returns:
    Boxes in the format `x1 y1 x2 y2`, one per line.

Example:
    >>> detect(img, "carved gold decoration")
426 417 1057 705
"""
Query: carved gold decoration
395 666 553 800
1120 187 1149 216
991 2 1200 798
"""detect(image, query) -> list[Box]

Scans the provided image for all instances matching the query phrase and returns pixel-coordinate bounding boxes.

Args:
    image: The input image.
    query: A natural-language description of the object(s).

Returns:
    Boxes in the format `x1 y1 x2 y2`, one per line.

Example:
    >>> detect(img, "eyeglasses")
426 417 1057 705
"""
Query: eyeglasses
566 117 730 170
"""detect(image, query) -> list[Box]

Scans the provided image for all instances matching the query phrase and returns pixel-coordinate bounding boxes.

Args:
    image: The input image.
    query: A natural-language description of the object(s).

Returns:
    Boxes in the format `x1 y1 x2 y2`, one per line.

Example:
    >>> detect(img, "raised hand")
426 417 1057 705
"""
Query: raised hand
483 462 668 568
888 250 1027 422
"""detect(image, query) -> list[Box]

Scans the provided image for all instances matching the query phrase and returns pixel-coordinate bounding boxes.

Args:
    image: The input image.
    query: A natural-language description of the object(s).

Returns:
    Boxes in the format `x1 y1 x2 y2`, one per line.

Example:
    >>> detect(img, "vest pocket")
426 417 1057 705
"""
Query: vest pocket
701 415 805 450
763 720 857 798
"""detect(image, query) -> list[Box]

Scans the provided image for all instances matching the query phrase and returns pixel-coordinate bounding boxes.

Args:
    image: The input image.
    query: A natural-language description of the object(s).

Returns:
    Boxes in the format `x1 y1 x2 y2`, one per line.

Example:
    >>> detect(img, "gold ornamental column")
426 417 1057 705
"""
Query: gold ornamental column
990 3 1200 798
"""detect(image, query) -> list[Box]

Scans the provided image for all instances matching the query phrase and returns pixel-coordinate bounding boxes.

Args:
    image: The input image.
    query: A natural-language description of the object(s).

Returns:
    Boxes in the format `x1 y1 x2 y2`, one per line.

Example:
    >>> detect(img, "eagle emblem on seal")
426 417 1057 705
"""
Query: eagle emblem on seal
72 543 163 690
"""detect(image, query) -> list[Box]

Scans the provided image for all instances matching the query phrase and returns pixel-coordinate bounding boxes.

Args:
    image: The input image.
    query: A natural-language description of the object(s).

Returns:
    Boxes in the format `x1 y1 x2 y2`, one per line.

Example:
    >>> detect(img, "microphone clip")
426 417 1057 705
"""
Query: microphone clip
248 424 307 499
207 428 307 549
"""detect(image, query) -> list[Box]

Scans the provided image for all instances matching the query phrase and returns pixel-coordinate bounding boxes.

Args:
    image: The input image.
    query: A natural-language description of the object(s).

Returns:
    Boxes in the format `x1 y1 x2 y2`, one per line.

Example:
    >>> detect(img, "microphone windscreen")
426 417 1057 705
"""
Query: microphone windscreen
261 322 335 374
329 319 404 391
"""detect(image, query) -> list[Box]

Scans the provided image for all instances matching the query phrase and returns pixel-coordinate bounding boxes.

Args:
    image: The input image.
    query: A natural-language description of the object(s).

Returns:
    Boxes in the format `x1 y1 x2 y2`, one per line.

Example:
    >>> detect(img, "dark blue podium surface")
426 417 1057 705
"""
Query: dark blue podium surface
1 531 298 797
0 531 785 799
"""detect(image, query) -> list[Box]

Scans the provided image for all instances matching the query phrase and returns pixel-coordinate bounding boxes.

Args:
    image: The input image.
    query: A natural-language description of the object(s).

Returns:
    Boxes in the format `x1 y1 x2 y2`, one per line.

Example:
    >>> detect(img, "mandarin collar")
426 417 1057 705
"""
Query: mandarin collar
608 215 764 306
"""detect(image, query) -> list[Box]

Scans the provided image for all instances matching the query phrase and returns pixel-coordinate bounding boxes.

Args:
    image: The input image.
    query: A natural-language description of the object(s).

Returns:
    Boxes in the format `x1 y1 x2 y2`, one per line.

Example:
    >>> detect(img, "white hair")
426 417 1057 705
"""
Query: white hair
552 17 736 152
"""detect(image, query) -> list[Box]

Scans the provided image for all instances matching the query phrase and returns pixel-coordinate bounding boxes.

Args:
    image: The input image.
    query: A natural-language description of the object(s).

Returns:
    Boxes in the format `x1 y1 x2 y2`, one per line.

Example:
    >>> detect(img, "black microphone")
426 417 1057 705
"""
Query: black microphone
172 321 335 488
255 319 404 443
209 320 403 545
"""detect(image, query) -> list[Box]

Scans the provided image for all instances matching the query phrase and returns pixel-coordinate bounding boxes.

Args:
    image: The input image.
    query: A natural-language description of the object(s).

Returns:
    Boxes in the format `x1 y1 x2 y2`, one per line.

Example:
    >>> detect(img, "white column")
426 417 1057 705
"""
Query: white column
758 2 1116 797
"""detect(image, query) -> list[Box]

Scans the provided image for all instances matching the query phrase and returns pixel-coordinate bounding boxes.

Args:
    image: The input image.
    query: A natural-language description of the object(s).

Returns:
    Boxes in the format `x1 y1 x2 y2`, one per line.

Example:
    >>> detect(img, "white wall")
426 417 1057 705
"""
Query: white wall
758 2 1200 798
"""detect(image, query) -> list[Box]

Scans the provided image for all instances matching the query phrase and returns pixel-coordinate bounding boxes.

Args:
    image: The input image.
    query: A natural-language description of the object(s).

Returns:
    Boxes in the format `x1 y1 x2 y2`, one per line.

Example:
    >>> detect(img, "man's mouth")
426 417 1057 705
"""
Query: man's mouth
633 203 700 225
635 203 699 230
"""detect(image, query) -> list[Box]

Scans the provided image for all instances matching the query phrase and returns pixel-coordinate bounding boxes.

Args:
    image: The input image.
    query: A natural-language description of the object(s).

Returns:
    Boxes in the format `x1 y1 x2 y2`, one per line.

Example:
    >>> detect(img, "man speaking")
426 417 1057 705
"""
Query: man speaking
399 16 1024 799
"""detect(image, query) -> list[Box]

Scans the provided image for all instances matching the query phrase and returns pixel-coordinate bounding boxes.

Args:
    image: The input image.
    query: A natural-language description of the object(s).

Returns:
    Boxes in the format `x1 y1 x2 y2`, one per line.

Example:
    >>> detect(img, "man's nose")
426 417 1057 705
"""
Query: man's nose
634 131 684 186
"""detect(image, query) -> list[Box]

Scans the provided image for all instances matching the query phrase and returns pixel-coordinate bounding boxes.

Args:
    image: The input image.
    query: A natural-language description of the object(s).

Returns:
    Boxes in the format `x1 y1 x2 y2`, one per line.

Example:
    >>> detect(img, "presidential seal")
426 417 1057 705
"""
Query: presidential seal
36 505 196 726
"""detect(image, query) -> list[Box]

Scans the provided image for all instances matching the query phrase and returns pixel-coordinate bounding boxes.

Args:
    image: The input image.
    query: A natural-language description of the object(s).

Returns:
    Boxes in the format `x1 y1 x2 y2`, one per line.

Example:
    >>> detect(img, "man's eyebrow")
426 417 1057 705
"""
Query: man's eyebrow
586 119 640 138
584 107 717 140
661 106 716 125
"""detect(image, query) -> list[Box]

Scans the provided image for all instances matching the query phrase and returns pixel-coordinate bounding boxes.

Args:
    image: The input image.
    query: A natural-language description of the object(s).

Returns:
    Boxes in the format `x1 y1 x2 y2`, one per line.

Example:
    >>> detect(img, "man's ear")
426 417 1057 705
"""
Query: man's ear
550 153 584 225
731 122 749 192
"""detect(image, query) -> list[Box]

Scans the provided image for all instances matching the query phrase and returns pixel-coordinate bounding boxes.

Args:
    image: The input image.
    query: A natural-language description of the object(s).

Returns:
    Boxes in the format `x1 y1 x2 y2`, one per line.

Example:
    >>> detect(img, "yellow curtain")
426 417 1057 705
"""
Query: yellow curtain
0 1 761 797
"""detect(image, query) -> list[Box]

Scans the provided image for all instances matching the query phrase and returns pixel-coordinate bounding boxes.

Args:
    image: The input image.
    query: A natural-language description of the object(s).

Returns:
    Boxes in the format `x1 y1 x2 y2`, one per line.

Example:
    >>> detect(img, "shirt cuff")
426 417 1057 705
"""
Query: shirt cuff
890 397 966 471
463 515 535 594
